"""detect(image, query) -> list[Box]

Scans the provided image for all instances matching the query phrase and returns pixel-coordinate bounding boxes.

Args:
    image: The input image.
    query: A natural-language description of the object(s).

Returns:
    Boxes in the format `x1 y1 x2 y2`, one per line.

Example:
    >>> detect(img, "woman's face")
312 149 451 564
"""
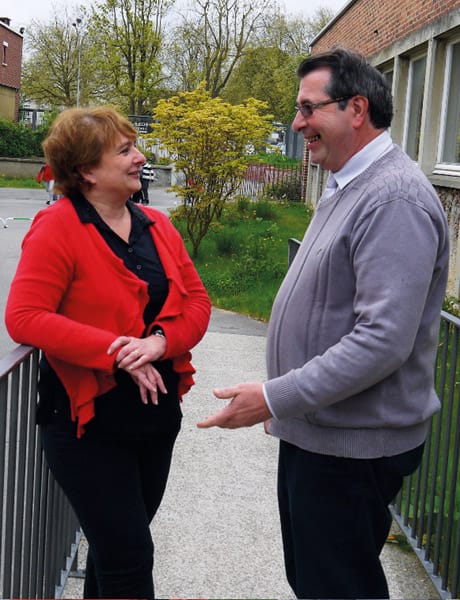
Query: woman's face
81 133 146 198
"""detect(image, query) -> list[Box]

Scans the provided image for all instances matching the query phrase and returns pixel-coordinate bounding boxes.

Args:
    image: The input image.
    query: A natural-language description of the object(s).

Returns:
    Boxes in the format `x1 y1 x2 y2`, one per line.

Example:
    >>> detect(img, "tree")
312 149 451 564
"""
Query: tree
21 5 91 109
222 46 298 123
162 21 207 93
163 0 274 97
88 0 172 114
223 8 335 124
151 84 273 256
255 7 335 55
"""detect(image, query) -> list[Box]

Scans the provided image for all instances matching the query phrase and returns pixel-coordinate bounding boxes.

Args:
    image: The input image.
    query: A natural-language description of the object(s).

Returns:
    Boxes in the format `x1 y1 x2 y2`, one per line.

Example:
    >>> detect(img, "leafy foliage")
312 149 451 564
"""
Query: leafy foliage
19 2 335 117
265 176 303 202
152 84 273 256
20 0 170 113
88 0 169 114
222 7 335 122
0 118 48 157
254 7 335 55
222 45 299 123
172 199 313 321
162 0 274 98
444 296 460 318
21 6 89 109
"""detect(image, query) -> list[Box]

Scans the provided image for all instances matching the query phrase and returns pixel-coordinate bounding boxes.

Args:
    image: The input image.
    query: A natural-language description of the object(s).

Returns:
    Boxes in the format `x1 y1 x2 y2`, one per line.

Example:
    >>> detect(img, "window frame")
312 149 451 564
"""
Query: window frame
434 36 460 176
402 51 427 161
2 40 7 66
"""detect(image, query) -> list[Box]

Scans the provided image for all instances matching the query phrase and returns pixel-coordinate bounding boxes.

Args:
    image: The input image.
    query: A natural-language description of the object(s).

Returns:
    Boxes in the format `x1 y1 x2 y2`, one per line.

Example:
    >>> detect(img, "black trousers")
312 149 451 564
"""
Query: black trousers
41 422 179 599
141 179 150 202
277 439 424 599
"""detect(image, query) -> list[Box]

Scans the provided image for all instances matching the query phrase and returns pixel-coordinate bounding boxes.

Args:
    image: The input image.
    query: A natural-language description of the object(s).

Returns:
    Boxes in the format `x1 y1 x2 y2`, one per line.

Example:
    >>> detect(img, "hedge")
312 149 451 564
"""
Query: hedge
0 117 48 158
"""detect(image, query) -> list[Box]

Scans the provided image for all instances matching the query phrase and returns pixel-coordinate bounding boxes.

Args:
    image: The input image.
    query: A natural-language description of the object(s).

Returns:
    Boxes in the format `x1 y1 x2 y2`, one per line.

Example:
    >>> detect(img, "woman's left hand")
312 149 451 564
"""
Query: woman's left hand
107 334 167 370
128 363 167 405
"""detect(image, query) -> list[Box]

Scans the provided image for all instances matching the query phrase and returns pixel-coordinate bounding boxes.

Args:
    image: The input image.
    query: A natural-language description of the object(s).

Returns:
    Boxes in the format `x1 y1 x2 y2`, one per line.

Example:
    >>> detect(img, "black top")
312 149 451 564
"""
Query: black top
37 192 181 438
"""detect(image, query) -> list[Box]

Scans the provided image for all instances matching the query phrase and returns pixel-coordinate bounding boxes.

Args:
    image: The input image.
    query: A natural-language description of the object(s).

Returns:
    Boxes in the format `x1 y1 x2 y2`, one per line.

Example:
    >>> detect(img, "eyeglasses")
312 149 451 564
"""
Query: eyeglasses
294 96 352 118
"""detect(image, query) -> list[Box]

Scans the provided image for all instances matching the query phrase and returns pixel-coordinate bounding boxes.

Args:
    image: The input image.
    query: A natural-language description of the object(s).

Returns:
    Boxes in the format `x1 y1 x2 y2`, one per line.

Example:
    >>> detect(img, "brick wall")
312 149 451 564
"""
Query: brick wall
312 0 460 57
0 20 23 120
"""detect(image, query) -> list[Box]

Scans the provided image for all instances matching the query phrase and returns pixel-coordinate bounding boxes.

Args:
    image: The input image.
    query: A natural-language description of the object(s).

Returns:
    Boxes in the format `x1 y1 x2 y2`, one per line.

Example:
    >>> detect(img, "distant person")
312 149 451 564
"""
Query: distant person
140 160 157 205
6 106 211 599
36 162 55 205
197 47 449 599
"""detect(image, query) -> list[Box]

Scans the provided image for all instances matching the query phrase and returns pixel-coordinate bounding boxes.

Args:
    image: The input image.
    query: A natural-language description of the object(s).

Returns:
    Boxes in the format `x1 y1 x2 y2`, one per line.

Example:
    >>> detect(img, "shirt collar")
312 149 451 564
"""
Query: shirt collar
333 130 394 191
69 190 155 229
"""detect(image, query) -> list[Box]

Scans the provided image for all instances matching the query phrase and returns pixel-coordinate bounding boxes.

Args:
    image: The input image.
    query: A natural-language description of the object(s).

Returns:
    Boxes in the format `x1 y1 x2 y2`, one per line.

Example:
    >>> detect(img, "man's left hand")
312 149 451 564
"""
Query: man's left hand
197 382 271 429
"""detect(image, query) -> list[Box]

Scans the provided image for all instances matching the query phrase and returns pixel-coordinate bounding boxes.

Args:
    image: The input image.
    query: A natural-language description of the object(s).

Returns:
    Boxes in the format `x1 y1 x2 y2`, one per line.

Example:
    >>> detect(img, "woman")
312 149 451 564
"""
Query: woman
5 106 211 599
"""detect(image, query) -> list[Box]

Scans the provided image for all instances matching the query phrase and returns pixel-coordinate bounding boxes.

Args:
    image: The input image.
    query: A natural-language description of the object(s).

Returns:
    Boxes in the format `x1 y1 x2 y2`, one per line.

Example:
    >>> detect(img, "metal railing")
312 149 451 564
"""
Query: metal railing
288 237 460 599
0 345 81 599
239 162 303 201
392 310 460 599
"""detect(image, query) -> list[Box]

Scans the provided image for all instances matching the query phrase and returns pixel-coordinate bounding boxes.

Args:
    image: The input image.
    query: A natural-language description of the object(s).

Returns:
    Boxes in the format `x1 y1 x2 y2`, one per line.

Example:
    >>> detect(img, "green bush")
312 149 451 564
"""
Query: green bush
0 118 49 158
254 200 277 220
443 296 460 318
176 199 312 320
236 195 251 213
215 231 239 256
265 176 303 202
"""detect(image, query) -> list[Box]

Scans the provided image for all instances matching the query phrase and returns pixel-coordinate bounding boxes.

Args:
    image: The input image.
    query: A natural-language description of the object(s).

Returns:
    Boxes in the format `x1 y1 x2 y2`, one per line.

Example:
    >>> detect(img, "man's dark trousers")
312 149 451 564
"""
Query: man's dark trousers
277 439 424 599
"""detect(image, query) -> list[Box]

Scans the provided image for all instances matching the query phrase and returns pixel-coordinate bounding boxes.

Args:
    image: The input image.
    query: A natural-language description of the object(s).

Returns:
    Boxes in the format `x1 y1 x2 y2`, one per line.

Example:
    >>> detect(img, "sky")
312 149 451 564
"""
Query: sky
3 0 347 33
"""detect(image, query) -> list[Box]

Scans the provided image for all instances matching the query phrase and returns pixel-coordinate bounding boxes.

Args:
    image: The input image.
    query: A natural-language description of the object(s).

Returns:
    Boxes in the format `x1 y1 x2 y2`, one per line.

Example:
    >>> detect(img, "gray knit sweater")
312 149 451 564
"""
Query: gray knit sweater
265 146 449 458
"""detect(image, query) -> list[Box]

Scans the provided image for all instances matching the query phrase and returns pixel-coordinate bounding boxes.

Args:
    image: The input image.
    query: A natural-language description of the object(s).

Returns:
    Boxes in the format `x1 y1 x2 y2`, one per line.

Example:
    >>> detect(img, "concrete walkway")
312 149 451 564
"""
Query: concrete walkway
63 307 439 599
0 187 439 599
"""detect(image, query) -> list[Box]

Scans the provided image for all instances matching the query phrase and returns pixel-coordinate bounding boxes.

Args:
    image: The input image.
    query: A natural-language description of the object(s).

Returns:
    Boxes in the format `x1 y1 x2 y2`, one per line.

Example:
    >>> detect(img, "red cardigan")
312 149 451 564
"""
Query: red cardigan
5 198 211 437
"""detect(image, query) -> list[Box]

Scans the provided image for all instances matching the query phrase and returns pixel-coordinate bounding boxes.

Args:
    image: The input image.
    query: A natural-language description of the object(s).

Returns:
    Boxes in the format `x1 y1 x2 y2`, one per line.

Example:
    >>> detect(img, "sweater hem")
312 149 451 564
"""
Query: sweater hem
268 418 430 459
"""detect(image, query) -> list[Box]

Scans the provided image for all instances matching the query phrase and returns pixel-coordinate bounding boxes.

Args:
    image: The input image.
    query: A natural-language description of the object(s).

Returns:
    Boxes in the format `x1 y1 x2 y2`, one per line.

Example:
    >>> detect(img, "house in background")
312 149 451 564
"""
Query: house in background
0 17 23 121
306 0 460 297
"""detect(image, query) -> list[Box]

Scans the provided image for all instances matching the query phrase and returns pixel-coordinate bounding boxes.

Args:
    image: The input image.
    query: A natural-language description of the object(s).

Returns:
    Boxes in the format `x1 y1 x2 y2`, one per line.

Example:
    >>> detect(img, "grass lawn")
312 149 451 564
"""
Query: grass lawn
0 176 41 188
172 199 313 322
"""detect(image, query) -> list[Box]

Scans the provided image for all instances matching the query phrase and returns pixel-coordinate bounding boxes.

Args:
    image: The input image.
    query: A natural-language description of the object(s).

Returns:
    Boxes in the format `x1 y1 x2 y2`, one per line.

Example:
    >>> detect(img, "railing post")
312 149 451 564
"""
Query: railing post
0 346 81 598
288 237 301 267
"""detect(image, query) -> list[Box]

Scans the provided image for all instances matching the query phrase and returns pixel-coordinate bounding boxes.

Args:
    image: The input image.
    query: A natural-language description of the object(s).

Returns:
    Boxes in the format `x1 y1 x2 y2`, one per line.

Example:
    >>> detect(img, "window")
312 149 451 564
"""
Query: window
438 40 460 166
403 54 427 161
2 41 7 65
383 69 394 92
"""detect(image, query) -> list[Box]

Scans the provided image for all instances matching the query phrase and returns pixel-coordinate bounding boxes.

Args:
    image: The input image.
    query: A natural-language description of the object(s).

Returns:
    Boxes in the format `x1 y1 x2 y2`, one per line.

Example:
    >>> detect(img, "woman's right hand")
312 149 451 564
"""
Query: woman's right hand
121 362 167 405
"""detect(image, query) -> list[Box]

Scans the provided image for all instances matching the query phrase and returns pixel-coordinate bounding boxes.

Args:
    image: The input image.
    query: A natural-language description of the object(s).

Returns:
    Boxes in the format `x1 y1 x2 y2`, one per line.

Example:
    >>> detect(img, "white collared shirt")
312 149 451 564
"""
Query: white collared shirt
333 130 394 192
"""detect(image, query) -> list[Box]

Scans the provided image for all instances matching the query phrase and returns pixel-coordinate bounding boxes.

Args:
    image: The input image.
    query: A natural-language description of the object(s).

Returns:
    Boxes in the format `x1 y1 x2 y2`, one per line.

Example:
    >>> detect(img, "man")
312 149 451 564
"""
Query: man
140 159 156 204
198 47 449 599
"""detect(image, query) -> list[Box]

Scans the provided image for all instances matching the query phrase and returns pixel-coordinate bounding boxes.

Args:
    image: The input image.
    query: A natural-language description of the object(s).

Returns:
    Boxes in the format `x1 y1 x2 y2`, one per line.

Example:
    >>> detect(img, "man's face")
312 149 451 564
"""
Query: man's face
292 67 355 173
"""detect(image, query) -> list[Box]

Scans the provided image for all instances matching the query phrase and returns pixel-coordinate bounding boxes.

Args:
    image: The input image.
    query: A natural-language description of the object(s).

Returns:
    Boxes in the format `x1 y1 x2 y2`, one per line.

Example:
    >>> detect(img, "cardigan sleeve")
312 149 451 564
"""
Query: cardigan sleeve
5 207 124 372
